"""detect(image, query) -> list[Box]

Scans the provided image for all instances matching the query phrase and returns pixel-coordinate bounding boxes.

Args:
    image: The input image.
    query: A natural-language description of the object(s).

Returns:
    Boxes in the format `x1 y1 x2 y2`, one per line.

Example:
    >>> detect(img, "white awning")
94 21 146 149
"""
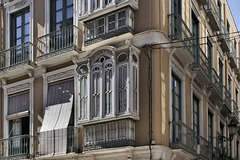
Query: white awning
39 97 73 156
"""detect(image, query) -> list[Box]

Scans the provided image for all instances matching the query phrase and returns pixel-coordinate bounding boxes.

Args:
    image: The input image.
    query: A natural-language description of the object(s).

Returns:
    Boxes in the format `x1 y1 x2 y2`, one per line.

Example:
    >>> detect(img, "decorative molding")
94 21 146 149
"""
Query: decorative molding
7 82 30 94
47 69 74 83
9 0 28 11
171 59 185 80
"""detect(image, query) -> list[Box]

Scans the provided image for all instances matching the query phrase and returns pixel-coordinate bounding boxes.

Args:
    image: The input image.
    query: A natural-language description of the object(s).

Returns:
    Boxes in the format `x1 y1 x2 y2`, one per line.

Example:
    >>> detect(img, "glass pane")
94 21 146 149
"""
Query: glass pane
16 39 21 45
67 0 73 6
16 16 22 27
56 10 63 23
67 6 73 19
56 0 63 10
56 23 62 31
16 28 21 38
24 36 29 42
24 12 30 24
24 24 29 35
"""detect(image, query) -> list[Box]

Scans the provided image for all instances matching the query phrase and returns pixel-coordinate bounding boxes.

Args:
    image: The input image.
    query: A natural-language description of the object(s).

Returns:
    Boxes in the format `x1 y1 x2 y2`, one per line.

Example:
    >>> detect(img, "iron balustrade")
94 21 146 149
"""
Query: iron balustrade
37 25 81 61
192 46 211 80
222 86 231 111
210 68 223 97
0 42 34 70
171 121 197 155
197 136 212 160
231 100 238 121
35 126 80 157
168 13 193 42
206 0 220 26
0 135 32 159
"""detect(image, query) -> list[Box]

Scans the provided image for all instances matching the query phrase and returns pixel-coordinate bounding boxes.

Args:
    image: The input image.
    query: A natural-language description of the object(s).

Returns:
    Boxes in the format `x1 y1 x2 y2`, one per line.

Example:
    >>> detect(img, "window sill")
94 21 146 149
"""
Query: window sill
6 110 30 120
77 113 139 126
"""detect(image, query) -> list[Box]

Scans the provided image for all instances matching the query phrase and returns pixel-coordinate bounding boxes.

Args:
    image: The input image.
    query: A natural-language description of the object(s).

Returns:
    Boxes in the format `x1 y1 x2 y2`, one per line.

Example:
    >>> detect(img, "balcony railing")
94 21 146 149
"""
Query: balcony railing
206 0 220 31
219 20 230 52
191 46 211 83
231 100 238 122
197 136 212 160
0 135 32 159
171 121 197 155
209 68 223 100
37 25 81 62
0 42 34 72
222 86 231 112
168 13 193 44
35 126 80 157
228 41 237 68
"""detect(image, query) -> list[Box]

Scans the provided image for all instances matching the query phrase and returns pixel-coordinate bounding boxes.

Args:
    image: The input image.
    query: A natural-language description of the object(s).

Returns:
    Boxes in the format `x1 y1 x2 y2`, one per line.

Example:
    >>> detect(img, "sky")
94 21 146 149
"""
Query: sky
228 0 240 30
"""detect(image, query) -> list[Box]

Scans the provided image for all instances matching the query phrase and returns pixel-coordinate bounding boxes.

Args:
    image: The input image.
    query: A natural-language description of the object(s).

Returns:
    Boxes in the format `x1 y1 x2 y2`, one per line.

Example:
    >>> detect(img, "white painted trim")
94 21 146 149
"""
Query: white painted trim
4 0 33 50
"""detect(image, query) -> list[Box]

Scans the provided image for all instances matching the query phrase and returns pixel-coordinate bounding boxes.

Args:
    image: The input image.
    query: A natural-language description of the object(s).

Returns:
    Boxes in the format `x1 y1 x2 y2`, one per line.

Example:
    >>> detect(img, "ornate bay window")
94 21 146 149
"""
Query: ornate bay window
77 46 139 124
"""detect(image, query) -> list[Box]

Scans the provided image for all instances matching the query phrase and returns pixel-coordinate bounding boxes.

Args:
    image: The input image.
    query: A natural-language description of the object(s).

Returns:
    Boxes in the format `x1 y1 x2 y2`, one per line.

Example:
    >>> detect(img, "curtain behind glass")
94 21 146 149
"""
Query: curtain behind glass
8 92 29 115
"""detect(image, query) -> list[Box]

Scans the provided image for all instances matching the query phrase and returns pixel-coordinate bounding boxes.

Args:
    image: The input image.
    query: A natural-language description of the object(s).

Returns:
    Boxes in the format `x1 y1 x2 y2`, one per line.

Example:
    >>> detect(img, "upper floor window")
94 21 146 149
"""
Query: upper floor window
228 75 232 97
51 0 73 32
77 49 139 123
193 95 200 137
172 74 181 122
11 8 30 47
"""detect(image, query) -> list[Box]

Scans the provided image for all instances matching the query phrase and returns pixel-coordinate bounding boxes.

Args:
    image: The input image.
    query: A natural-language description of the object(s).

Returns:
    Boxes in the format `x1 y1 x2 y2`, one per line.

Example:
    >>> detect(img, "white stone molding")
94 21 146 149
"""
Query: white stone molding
2 78 34 154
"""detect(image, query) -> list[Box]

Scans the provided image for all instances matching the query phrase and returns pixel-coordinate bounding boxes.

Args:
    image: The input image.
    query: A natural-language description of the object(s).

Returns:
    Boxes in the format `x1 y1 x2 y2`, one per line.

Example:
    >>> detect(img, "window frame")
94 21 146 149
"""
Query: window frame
5 0 33 50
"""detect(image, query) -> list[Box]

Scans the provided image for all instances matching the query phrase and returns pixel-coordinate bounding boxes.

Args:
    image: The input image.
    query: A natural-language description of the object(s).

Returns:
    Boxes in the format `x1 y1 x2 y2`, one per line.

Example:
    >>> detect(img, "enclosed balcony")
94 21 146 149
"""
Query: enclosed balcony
191 46 211 85
0 42 35 78
228 41 237 69
221 86 231 115
197 136 212 160
218 20 230 52
168 13 194 65
37 25 81 66
0 135 33 159
208 68 223 102
206 0 220 31
84 7 134 46
35 127 80 158
230 100 238 123
170 121 197 156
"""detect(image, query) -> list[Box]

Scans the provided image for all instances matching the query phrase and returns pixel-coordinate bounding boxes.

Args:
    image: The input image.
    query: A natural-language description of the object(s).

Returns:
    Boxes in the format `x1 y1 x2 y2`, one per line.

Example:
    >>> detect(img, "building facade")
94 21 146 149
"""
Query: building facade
0 0 239 159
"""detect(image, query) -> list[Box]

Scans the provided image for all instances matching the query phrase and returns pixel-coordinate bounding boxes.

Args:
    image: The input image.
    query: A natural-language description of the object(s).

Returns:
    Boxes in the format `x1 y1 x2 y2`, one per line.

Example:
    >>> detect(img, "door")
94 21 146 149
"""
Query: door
50 0 74 51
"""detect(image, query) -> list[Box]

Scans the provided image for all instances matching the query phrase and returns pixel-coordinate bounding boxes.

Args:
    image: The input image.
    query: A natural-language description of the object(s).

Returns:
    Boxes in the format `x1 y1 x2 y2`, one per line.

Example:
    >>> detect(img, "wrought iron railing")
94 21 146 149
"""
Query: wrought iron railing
210 68 223 96
222 86 231 111
0 135 32 159
231 100 238 120
228 41 237 65
192 46 211 80
206 0 220 25
37 25 81 61
0 42 34 70
168 13 193 42
197 136 212 160
35 126 80 157
171 121 197 155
